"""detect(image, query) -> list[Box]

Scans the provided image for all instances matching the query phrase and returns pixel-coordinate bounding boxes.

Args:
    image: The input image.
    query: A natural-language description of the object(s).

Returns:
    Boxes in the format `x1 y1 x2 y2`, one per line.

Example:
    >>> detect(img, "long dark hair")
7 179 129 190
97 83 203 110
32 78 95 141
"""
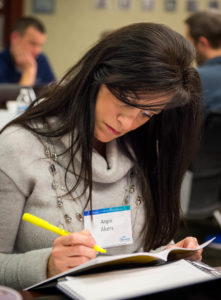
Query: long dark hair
2 23 202 251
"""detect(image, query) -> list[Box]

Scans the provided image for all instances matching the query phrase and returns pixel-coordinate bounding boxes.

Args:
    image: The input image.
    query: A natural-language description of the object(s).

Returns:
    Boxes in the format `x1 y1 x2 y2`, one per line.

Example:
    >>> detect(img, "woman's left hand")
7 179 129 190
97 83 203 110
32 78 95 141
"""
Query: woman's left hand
166 236 203 261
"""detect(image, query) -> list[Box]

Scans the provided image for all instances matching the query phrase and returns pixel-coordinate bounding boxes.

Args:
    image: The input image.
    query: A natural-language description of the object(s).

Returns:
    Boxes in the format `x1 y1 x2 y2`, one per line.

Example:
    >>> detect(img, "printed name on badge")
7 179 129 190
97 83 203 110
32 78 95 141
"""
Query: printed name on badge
84 205 133 248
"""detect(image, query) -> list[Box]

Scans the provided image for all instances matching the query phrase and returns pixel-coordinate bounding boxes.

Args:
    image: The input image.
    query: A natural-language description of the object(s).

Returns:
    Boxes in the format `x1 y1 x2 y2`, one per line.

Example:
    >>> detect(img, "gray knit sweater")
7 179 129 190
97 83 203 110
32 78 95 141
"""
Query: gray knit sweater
0 125 148 289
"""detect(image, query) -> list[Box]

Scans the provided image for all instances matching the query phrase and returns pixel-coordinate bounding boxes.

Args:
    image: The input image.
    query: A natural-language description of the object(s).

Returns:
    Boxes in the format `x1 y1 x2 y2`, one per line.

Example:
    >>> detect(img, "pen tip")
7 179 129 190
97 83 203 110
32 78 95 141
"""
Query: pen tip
94 245 107 253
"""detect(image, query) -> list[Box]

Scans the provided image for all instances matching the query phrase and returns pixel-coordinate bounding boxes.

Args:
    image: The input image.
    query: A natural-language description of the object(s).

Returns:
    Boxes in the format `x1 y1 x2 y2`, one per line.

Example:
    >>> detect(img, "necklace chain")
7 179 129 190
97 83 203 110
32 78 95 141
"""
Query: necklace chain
43 137 141 225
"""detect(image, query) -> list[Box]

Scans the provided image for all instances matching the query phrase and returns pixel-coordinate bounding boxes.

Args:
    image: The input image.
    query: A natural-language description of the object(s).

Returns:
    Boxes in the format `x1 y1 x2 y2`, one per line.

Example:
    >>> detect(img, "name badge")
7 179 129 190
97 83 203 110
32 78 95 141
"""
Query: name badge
84 205 133 248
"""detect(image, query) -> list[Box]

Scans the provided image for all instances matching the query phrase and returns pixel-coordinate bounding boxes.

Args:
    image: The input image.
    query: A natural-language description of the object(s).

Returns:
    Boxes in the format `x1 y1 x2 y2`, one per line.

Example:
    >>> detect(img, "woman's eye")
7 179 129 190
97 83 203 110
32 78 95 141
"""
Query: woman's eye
141 111 152 118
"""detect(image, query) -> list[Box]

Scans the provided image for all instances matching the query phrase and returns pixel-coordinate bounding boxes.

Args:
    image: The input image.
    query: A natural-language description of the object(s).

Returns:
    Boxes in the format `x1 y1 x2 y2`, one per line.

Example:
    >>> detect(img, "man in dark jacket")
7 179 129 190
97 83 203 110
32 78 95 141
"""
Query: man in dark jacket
0 16 55 86
185 10 221 114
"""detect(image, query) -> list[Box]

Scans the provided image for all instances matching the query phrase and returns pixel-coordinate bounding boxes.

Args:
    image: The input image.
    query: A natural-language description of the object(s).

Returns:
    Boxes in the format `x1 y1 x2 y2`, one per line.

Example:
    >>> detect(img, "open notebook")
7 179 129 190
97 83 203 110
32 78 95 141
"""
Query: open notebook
26 237 215 291
56 259 220 300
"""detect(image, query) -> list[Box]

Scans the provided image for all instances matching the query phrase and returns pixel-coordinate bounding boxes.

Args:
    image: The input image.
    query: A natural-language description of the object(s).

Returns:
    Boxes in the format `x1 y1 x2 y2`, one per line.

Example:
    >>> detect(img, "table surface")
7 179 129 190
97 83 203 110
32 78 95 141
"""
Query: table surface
19 290 69 300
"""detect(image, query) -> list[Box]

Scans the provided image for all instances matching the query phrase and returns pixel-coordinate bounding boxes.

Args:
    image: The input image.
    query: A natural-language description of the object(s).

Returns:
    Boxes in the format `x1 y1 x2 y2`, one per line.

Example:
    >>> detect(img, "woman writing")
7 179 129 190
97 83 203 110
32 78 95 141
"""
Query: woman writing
0 22 202 289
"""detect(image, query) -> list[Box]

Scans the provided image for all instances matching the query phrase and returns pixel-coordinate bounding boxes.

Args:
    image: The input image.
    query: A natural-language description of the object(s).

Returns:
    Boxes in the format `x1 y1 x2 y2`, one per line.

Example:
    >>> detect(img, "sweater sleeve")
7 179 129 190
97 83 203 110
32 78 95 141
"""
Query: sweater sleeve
0 170 52 289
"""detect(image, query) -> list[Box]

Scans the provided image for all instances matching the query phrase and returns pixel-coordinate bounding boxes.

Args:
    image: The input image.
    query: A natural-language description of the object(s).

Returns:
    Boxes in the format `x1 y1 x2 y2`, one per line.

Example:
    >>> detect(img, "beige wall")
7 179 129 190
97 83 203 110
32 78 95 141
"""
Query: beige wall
24 0 211 80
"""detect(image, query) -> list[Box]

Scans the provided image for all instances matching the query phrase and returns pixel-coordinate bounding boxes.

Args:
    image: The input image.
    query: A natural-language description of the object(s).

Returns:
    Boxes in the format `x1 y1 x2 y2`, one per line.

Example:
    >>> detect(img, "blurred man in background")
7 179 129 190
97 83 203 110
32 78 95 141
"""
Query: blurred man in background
185 10 221 114
0 16 55 86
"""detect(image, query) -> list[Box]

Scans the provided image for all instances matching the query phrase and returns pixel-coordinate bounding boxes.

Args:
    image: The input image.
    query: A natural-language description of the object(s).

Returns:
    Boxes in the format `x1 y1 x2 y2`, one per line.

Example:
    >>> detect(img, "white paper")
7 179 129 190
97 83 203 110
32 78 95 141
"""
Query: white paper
57 260 212 300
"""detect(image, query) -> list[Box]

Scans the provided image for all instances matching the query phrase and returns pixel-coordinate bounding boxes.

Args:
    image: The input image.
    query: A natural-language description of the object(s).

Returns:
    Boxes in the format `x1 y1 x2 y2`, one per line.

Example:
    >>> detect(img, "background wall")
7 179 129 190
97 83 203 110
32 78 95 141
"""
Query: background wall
24 0 217 80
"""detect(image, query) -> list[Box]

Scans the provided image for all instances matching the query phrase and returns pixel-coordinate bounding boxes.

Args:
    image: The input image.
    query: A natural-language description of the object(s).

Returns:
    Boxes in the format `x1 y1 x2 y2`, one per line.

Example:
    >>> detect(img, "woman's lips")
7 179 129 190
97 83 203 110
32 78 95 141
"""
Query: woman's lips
105 123 121 135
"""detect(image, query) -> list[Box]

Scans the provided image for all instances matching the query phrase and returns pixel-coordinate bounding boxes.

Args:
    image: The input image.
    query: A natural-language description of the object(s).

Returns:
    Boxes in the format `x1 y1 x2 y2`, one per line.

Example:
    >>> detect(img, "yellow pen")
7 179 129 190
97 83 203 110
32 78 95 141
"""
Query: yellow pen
22 213 106 254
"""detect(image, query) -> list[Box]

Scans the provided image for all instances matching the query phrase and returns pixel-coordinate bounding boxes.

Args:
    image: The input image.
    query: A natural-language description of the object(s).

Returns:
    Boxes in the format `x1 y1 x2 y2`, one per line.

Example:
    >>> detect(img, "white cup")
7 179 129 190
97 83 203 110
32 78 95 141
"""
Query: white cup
0 285 22 299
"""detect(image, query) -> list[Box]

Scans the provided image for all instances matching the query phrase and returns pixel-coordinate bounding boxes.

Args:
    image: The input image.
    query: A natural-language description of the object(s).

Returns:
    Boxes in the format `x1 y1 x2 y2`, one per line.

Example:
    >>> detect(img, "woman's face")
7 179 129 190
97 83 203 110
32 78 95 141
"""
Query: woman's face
94 85 168 144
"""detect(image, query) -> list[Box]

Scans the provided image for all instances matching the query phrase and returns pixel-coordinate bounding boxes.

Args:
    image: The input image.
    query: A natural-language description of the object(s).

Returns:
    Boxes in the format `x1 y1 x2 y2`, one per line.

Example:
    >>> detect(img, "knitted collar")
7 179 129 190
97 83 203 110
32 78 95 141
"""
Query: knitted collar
50 133 134 184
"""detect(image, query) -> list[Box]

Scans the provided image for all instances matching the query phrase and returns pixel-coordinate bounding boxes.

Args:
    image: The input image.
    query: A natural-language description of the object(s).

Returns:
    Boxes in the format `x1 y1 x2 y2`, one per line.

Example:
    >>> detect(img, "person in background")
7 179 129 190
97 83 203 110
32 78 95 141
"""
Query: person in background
0 22 203 289
185 10 221 114
0 16 55 86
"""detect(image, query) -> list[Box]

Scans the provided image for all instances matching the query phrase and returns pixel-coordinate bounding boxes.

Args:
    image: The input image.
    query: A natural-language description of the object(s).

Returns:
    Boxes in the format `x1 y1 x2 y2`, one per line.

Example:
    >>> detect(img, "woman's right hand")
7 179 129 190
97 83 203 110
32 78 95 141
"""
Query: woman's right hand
47 229 97 278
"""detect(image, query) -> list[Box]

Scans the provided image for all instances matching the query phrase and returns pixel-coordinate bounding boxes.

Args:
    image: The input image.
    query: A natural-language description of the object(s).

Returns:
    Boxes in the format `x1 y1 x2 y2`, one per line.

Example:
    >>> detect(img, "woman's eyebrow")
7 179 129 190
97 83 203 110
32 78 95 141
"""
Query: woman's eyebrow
125 96 168 111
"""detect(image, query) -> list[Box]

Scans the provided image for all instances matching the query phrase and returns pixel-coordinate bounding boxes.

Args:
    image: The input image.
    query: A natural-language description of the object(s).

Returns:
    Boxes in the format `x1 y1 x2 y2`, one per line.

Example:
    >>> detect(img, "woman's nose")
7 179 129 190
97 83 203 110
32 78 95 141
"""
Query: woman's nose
117 109 141 131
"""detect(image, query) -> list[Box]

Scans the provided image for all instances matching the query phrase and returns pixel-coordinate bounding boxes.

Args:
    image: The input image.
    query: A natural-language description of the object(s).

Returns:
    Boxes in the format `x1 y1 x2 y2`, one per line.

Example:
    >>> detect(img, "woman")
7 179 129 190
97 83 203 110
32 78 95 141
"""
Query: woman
0 23 203 289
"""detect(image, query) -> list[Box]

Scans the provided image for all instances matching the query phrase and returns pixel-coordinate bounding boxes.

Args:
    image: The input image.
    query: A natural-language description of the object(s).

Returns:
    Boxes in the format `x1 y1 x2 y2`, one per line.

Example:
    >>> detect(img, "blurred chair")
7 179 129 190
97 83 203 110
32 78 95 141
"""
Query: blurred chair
0 83 49 109
0 84 21 108
181 110 221 229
